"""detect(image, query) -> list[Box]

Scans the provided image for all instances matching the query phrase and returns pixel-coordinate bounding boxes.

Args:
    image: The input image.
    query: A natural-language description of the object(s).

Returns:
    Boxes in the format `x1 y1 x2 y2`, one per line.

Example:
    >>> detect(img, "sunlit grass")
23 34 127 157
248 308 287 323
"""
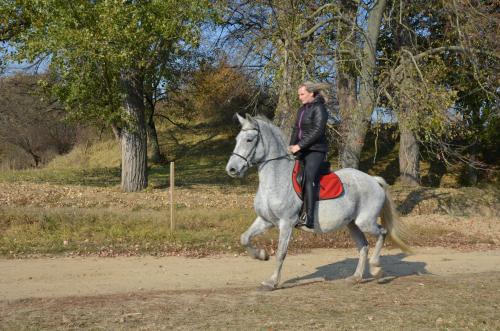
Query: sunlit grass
1 205 497 257
0 207 257 256
0 126 258 188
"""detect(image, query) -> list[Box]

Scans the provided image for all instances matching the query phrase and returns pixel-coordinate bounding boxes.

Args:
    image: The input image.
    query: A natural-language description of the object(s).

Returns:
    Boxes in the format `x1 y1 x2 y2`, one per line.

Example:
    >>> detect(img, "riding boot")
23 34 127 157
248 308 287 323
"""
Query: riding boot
303 181 316 229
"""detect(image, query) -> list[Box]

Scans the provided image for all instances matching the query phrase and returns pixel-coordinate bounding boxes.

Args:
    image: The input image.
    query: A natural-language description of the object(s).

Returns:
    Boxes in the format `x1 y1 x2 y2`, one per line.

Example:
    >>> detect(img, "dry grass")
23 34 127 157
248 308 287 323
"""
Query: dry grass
0 206 256 257
2 271 499 330
0 121 498 257
1 194 498 258
45 140 121 169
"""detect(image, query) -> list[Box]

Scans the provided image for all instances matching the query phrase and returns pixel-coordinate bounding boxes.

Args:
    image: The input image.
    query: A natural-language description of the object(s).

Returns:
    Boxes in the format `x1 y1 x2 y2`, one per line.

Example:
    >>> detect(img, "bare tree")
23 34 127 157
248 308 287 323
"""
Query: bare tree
0 74 77 167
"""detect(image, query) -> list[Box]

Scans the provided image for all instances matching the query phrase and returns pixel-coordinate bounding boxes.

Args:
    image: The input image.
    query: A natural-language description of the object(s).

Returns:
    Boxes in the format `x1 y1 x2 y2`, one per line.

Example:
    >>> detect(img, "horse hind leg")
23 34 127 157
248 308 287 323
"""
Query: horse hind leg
346 222 368 284
369 225 387 279
355 217 387 280
241 217 273 261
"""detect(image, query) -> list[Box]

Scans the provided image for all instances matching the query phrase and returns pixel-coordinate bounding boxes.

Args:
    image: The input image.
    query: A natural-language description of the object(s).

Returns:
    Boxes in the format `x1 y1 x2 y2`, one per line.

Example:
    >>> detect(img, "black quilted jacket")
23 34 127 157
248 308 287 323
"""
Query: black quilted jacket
289 95 328 152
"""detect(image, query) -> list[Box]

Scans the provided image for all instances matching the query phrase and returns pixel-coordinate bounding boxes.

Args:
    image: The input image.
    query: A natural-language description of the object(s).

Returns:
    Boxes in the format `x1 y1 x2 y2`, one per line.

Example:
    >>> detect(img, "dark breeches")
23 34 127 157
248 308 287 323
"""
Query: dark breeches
302 150 325 196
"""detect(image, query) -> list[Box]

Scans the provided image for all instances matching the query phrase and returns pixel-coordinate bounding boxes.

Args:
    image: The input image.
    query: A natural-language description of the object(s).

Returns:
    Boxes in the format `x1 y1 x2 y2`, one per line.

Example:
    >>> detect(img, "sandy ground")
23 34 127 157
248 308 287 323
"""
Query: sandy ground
2 247 500 301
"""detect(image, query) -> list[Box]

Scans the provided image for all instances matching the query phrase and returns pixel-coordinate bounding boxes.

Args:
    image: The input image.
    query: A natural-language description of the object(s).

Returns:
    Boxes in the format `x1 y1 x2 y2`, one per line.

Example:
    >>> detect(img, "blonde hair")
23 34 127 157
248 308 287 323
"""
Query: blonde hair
299 81 329 102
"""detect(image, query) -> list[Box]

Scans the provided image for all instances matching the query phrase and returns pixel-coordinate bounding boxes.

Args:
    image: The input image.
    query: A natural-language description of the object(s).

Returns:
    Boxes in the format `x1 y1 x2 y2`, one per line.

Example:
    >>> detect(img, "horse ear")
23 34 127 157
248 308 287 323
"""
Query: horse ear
235 113 246 125
245 113 257 124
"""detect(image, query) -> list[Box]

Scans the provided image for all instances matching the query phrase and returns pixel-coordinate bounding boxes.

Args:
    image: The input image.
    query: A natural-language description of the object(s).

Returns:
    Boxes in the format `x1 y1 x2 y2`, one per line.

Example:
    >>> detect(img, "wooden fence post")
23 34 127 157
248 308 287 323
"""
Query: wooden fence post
170 161 175 232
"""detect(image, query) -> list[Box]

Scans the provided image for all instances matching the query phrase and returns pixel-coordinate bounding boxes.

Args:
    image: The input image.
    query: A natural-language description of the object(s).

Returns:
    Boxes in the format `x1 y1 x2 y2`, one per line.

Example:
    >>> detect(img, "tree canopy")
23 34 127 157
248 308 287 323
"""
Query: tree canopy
1 0 213 191
3 0 209 125
1 0 498 187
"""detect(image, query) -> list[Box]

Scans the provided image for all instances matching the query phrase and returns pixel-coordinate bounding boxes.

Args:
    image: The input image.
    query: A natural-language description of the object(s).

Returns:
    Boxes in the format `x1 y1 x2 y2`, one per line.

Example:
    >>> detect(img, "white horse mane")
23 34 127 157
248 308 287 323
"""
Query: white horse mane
252 115 288 149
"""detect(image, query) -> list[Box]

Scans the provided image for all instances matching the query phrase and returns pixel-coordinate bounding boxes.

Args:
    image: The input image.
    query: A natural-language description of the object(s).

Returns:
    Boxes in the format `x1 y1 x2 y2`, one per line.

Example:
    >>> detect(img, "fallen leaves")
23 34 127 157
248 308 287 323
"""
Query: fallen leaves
0 182 255 210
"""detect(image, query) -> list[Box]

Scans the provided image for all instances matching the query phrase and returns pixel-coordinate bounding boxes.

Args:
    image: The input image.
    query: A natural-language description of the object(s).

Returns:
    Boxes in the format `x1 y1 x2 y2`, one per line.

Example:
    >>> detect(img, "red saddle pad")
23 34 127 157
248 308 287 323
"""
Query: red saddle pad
292 161 344 200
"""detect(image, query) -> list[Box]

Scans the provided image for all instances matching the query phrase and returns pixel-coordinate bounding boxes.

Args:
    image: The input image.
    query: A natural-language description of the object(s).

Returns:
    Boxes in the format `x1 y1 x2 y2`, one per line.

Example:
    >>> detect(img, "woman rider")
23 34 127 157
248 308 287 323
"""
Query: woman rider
288 82 329 230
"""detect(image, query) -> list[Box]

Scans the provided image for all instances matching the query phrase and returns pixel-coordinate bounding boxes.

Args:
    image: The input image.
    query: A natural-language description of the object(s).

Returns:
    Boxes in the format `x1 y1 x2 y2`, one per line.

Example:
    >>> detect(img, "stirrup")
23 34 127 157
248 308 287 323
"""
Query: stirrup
295 213 307 227
295 214 315 232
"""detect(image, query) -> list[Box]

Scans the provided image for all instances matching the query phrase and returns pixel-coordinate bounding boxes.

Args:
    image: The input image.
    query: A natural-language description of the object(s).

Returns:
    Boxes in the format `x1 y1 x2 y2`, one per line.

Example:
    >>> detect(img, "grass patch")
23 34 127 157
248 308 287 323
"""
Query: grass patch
46 139 121 169
0 206 349 257
0 207 258 257
0 135 257 189
0 162 257 188
0 167 121 186
1 206 497 258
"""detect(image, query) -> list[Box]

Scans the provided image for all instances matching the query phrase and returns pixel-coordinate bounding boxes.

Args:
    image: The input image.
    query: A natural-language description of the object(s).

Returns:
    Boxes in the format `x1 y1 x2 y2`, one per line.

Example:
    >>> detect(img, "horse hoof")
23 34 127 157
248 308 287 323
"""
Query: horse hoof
258 249 269 261
370 266 383 279
297 225 315 233
345 275 362 285
259 281 277 291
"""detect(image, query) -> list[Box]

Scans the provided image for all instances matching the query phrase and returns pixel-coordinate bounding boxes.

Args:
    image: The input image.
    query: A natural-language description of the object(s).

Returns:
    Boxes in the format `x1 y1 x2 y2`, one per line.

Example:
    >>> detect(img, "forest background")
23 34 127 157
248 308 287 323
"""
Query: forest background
1 4 500 329
0 0 498 191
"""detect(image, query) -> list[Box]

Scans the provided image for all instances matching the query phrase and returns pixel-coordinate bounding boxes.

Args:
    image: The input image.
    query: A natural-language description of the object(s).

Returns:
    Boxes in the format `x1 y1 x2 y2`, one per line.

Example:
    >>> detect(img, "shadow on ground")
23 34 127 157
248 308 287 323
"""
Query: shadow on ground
282 253 428 288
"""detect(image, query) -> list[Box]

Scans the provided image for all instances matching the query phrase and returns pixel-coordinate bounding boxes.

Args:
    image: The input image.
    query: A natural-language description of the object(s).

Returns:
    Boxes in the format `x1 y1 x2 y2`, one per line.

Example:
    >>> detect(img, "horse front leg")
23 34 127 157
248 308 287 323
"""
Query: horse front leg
261 220 293 290
241 216 273 261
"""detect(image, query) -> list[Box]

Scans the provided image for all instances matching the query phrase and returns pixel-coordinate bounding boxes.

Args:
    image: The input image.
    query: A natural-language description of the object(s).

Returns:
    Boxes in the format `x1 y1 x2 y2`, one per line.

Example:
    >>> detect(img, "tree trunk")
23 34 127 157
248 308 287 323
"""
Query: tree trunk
464 153 478 186
335 0 358 161
336 72 357 135
341 116 367 169
398 119 420 186
27 150 41 167
147 113 162 164
341 0 387 169
272 2 304 140
147 104 163 163
336 73 357 162
465 164 478 186
391 3 420 186
111 123 122 141
273 40 302 140
120 72 148 192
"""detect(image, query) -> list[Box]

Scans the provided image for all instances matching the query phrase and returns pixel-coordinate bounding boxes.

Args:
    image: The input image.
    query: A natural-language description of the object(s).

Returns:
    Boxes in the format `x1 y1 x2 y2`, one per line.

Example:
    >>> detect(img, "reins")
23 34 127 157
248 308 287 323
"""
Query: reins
231 125 293 168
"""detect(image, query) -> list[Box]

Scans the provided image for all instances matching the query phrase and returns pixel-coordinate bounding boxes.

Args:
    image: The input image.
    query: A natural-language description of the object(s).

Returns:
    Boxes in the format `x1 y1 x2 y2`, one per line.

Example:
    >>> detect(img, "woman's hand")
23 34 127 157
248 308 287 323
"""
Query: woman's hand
288 145 301 154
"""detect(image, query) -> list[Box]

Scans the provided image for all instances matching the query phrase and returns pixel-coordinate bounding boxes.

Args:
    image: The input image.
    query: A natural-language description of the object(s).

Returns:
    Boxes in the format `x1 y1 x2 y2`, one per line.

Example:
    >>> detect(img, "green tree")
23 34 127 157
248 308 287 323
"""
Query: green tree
378 0 499 186
2 0 211 191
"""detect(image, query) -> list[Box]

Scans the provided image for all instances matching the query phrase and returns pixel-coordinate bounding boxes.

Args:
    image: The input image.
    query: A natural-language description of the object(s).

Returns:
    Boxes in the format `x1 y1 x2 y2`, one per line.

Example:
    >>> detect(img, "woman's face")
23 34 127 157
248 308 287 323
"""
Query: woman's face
298 86 315 104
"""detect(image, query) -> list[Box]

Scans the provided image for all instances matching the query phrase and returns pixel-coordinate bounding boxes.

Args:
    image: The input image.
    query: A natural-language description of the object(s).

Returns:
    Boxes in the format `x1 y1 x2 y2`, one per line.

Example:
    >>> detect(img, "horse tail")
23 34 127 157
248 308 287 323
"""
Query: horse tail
372 176 413 254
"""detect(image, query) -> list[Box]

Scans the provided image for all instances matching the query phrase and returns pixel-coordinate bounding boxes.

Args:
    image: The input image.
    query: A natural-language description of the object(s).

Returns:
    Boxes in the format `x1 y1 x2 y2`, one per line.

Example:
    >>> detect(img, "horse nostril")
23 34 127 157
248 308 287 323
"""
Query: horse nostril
229 168 236 174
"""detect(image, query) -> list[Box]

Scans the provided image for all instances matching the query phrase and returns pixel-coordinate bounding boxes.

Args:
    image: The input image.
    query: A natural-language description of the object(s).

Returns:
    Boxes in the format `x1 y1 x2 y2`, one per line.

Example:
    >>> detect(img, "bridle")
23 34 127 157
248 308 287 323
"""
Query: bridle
231 124 292 168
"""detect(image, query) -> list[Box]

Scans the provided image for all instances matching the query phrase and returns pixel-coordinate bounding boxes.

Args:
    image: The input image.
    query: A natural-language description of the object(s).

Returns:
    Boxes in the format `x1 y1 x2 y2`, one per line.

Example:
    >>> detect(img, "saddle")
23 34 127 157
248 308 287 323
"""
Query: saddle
292 160 344 200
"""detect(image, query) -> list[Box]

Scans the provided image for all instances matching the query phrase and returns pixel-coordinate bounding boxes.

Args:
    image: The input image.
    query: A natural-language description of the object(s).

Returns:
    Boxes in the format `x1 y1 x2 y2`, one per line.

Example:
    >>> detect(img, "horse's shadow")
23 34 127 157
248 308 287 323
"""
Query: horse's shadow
282 253 428 288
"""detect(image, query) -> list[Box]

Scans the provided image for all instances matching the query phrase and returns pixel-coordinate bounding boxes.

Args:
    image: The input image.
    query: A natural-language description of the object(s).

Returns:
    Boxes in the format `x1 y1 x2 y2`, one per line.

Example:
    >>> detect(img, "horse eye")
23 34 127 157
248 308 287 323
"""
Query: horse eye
246 138 254 142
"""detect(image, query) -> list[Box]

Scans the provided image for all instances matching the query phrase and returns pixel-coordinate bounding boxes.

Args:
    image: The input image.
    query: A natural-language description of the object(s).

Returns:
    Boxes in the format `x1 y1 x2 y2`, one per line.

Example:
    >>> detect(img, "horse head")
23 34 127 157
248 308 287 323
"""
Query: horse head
226 113 265 178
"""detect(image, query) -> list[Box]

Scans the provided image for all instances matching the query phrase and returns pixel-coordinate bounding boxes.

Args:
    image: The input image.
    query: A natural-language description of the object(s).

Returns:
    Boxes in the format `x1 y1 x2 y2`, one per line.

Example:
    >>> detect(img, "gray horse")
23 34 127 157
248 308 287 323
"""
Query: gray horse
226 114 411 290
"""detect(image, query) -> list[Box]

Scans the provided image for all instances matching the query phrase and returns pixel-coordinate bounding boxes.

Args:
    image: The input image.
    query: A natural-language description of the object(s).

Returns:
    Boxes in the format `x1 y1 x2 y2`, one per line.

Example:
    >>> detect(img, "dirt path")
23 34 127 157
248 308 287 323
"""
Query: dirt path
2 247 500 301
